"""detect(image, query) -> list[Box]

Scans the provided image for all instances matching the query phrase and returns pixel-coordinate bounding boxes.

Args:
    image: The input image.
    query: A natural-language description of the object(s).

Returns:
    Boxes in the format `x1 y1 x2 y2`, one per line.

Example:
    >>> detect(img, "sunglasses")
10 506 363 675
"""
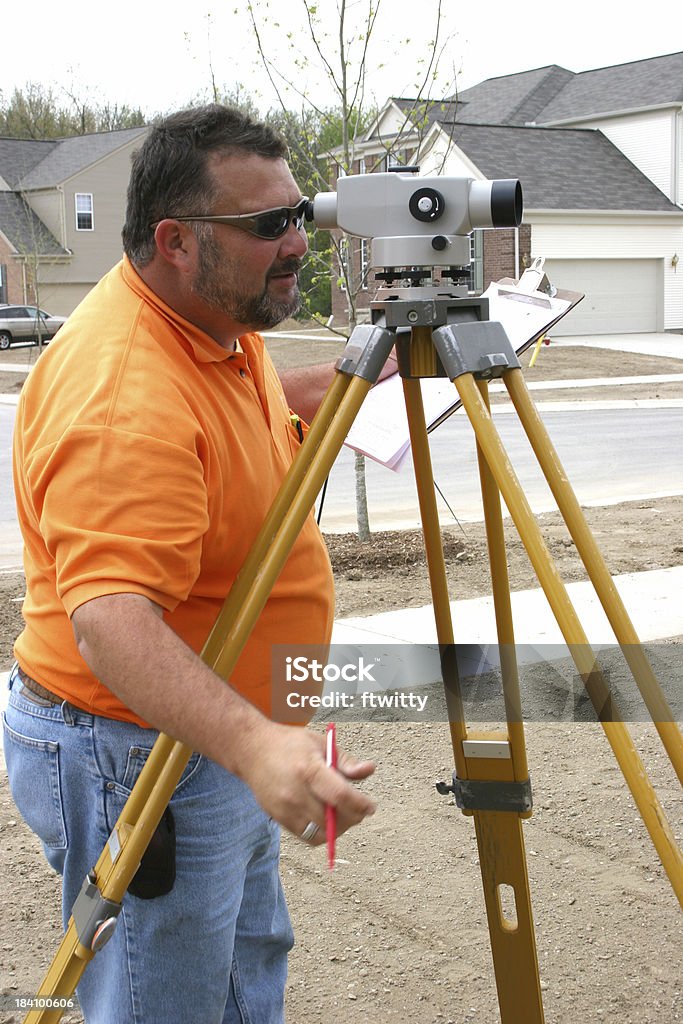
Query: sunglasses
155 197 311 240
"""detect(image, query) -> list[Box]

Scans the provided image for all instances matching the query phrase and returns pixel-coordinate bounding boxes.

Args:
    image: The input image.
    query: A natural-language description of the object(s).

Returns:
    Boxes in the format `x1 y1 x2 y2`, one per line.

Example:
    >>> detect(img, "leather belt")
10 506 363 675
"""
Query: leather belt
17 666 62 706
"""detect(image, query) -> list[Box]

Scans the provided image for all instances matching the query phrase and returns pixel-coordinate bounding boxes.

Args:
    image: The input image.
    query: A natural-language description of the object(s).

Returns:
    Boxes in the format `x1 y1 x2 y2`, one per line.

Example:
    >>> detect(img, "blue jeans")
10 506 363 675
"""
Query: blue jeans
2 666 293 1023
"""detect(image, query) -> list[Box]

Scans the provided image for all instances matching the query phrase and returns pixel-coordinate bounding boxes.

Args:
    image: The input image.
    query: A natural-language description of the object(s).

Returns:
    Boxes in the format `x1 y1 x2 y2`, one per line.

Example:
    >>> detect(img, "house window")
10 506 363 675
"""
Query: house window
469 231 484 292
360 239 370 286
75 193 94 231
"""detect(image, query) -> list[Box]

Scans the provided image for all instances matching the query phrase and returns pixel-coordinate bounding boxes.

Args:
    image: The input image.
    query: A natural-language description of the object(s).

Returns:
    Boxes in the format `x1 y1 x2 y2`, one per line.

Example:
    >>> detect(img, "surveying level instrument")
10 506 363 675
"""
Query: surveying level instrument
24 169 683 1023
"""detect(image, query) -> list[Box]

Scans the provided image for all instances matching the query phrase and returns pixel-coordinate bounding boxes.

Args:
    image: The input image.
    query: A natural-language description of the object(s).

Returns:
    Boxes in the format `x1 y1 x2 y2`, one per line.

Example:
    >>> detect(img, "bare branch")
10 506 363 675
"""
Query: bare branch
301 0 343 98
246 4 296 117
346 0 382 116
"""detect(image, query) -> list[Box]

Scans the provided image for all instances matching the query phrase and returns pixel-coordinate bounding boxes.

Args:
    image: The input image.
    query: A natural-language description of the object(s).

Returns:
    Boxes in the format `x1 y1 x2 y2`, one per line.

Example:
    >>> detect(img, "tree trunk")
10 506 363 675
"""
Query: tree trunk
354 450 371 542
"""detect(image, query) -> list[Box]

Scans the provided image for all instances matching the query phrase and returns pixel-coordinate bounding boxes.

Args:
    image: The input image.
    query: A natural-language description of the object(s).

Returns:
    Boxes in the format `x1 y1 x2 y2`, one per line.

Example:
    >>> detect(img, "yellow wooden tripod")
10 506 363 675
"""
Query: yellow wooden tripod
23 296 683 1024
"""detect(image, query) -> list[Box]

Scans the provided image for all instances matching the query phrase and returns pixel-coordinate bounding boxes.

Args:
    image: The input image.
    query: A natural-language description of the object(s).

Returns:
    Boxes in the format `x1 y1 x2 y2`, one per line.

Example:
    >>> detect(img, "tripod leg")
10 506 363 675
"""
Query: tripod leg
474 808 544 1024
475 379 528 781
25 734 192 1022
402 375 545 1024
401 376 466 763
504 367 683 784
452 371 683 908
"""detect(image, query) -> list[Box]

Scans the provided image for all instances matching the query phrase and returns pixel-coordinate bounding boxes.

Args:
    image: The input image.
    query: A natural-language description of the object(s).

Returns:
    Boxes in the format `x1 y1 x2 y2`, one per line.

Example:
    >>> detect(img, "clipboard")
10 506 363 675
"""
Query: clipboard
343 262 583 471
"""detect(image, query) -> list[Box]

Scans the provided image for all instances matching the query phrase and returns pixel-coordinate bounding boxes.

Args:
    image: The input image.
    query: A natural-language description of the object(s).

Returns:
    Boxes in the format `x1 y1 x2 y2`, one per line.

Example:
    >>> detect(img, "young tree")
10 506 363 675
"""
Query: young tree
246 0 459 540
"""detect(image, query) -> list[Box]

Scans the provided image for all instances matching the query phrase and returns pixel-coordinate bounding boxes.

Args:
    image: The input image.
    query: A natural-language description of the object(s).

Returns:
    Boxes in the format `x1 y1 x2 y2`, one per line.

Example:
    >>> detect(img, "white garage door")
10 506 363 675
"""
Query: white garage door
542 259 660 335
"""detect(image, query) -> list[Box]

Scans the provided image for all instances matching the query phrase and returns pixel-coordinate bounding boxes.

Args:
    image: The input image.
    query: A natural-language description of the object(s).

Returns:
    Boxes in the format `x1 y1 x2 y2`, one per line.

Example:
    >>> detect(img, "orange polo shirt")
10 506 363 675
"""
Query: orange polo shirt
13 257 334 725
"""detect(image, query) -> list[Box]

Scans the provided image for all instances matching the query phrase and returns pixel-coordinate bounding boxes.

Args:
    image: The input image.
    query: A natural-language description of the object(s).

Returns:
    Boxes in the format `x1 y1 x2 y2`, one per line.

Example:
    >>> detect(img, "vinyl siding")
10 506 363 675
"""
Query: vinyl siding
423 141 481 179
15 136 145 315
372 104 413 138
585 110 675 201
60 136 143 281
12 189 64 249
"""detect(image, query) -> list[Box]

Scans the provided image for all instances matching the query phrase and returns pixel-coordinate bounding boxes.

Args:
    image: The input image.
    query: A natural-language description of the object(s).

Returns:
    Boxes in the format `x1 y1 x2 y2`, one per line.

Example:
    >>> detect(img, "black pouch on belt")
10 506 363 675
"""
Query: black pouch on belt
128 806 176 899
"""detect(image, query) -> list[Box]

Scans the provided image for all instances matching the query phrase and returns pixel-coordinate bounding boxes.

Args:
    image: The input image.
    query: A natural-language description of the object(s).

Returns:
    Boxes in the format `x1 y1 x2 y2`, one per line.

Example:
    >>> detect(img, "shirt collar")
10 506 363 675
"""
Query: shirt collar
122 256 236 364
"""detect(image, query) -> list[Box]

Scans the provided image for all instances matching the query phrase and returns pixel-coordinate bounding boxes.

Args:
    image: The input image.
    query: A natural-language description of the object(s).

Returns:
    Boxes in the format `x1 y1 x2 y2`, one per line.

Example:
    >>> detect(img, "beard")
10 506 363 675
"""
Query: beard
192 231 302 329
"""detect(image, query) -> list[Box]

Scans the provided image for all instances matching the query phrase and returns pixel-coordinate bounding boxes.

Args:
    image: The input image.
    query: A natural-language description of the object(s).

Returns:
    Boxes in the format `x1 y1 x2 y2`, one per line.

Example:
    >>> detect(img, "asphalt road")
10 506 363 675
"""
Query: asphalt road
2 401 683 559
316 403 683 531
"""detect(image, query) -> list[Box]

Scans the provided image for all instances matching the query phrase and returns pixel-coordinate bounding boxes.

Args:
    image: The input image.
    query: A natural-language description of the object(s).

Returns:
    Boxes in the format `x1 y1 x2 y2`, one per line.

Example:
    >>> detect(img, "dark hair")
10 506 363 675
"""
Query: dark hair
122 104 288 266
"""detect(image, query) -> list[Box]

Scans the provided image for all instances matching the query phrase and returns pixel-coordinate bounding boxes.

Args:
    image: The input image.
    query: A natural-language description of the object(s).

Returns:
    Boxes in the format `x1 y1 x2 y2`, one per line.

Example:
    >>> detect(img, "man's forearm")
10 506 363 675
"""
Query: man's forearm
71 592 267 777
278 350 398 424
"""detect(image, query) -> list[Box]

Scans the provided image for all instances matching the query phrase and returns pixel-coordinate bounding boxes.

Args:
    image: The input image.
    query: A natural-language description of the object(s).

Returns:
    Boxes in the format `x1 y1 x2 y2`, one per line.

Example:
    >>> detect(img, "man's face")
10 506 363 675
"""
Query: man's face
190 153 309 333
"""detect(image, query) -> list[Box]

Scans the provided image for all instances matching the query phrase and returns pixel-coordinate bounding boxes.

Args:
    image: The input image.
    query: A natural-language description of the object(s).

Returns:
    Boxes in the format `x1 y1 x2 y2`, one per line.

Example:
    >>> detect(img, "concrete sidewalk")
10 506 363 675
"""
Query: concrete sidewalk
332 565 683 648
2 565 681 741
552 332 683 360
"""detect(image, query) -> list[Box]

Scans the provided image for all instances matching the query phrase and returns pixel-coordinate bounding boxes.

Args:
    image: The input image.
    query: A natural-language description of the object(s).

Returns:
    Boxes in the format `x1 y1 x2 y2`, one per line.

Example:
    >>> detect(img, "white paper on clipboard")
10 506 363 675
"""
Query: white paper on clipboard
343 275 583 471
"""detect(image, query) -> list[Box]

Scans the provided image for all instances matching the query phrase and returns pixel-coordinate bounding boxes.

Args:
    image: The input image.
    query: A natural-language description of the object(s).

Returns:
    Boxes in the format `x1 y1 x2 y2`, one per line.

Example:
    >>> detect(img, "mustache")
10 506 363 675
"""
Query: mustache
268 257 303 279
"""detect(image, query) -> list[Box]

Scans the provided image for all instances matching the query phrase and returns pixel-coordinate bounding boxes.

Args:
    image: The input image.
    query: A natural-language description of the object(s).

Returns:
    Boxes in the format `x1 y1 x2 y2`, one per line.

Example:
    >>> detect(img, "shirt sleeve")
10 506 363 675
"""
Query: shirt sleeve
24 424 210 616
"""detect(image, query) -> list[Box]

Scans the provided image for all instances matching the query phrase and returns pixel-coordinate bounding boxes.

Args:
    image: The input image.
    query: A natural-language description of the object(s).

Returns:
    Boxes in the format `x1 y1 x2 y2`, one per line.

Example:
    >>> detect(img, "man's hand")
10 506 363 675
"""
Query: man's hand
236 719 376 842
72 593 375 842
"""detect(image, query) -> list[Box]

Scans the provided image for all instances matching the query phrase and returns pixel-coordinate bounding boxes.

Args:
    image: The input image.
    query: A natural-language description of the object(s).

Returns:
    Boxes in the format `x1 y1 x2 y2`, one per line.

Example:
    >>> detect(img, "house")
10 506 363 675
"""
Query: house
330 51 683 336
0 127 148 315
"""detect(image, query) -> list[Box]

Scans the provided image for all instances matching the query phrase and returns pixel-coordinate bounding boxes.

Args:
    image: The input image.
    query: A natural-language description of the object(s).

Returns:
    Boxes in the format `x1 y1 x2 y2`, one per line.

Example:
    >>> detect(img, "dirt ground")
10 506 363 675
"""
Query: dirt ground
0 338 682 1023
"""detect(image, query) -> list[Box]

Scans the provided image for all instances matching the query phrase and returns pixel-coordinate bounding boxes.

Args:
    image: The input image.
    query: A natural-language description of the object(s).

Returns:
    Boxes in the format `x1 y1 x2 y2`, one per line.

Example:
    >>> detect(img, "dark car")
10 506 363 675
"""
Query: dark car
0 305 67 349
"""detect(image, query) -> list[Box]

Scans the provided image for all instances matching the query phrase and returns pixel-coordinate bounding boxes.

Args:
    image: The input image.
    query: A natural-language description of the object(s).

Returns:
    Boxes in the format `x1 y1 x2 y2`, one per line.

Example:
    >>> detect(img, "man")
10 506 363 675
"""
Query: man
4 105 376 1023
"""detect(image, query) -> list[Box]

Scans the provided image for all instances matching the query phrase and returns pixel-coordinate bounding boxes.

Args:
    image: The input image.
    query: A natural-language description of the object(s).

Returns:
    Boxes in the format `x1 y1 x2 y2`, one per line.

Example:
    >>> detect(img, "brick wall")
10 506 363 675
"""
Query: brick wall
483 225 531 287
331 275 349 322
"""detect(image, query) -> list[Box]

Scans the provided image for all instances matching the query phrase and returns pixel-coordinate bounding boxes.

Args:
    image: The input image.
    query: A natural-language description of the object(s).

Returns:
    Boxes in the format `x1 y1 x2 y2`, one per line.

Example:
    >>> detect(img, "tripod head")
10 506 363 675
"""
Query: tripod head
308 166 523 277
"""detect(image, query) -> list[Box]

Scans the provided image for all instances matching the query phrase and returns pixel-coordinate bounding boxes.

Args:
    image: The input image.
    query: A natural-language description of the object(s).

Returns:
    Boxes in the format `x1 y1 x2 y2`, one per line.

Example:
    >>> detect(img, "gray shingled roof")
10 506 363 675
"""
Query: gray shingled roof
439 123 679 211
450 51 683 126
0 192 67 255
453 67 573 126
0 137 58 188
15 126 147 189
539 51 683 122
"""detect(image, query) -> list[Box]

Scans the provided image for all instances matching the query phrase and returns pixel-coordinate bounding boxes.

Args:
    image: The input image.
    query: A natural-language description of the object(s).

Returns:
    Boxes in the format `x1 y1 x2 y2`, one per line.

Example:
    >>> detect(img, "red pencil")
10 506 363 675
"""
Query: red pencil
325 723 337 870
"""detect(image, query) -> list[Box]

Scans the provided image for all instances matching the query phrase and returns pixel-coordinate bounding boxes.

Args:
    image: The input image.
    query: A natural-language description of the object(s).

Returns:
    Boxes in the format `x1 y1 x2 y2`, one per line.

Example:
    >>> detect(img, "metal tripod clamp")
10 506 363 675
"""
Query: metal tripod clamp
335 323 396 382
437 773 533 814
72 871 122 953
433 320 521 380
